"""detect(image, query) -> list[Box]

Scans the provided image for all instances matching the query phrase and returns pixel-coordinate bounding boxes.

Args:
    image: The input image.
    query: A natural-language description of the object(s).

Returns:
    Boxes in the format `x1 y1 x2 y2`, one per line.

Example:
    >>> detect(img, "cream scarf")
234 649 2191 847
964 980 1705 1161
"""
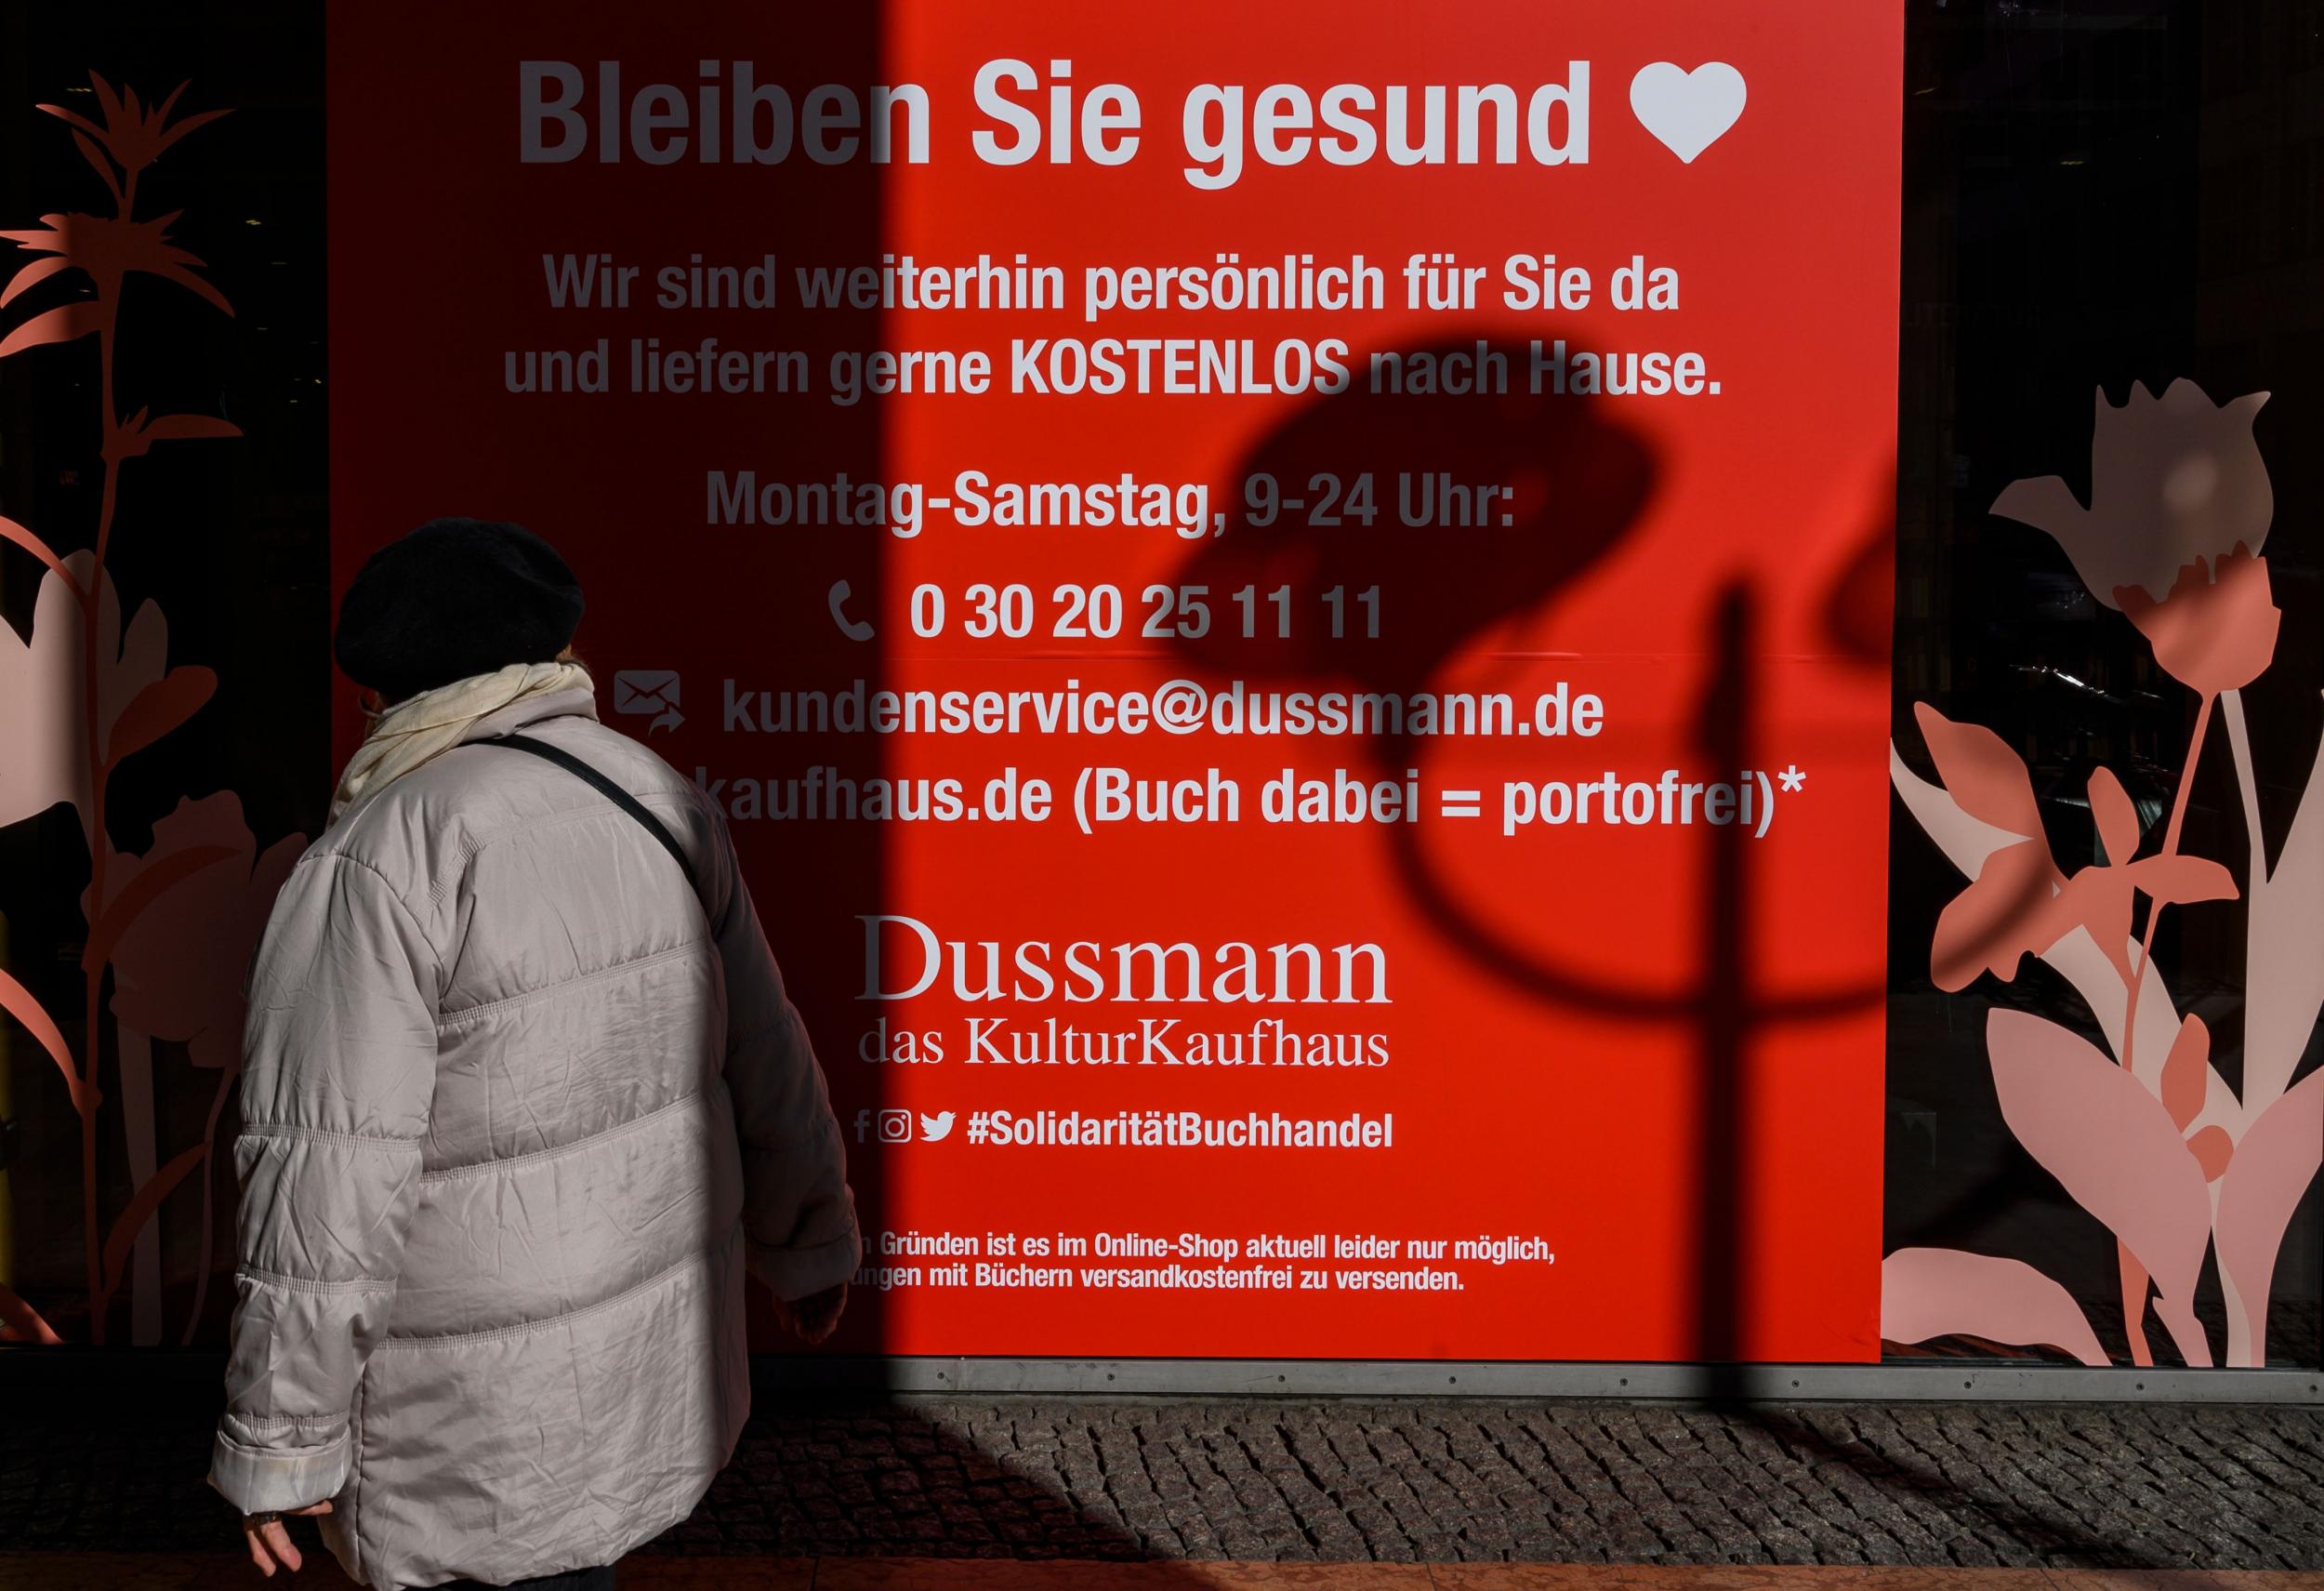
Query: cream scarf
330 660 593 824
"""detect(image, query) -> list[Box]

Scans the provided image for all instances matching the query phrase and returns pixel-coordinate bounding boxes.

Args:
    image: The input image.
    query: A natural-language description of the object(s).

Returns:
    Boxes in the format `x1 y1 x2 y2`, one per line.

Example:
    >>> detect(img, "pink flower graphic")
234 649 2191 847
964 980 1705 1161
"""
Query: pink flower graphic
1891 376 2319 1371
1990 378 2271 610
2116 543 2281 696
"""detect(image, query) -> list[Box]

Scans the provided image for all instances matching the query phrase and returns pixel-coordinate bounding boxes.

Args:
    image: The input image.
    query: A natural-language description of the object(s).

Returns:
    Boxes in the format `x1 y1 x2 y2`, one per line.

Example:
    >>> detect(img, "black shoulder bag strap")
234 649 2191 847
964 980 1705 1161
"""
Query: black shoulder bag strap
485 733 700 897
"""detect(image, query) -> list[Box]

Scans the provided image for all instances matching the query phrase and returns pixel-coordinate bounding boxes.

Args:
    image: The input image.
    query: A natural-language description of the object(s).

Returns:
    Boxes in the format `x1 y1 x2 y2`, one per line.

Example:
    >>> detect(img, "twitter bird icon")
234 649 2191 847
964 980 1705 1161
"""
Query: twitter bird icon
918 1110 957 1143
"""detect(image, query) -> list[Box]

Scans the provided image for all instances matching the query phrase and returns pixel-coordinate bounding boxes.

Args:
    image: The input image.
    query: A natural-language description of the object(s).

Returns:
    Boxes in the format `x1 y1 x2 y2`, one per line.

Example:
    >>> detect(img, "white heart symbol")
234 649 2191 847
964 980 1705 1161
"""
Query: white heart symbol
1629 61 1747 164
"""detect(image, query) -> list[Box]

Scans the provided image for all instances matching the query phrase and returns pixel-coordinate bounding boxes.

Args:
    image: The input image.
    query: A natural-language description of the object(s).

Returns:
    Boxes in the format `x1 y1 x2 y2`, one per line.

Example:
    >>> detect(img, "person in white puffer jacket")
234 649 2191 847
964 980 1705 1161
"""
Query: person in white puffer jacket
211 518 859 1590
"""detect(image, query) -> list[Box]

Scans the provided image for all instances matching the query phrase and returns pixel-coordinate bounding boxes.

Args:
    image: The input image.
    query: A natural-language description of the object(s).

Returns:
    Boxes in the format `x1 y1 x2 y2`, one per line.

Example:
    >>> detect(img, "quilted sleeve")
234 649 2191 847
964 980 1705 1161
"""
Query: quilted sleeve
209 852 441 1515
701 806 862 1301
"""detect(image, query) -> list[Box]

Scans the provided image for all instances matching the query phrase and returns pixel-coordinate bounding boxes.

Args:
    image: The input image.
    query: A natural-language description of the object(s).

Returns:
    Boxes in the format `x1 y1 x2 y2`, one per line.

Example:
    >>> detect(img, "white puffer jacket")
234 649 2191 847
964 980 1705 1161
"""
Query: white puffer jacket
209 685 858 1588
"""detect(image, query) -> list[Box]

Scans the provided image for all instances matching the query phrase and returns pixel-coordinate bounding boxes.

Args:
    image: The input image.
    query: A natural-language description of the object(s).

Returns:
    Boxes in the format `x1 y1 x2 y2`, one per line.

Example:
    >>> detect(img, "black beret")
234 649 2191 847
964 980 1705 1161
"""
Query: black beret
335 518 585 703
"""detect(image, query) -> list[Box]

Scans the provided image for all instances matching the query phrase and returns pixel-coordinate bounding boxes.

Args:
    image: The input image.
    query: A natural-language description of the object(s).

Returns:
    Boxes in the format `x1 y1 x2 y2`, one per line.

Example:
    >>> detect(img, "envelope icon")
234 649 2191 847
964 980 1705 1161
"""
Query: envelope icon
613 670 684 734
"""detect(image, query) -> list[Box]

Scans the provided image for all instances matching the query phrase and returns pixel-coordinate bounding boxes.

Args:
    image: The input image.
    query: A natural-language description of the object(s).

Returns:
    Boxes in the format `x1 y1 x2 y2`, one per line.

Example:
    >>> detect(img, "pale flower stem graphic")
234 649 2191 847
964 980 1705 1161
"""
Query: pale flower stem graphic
2223 1237 2253 1370
2222 690 2265 887
2217 688 2267 1368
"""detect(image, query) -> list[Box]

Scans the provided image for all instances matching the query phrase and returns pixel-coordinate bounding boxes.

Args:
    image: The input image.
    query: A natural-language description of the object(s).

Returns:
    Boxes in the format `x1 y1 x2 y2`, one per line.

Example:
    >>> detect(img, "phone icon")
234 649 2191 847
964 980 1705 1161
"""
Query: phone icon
828 579 875 642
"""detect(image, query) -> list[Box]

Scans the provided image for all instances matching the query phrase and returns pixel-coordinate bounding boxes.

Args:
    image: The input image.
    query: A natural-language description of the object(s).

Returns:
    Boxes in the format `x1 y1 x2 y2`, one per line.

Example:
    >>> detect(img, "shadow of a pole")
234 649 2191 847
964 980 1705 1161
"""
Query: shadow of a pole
1694 582 1754 1395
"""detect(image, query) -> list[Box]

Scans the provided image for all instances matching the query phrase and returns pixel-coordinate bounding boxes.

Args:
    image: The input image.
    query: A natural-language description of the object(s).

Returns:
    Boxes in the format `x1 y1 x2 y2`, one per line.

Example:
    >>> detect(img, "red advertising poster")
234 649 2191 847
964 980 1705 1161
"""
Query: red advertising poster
329 0 1902 1361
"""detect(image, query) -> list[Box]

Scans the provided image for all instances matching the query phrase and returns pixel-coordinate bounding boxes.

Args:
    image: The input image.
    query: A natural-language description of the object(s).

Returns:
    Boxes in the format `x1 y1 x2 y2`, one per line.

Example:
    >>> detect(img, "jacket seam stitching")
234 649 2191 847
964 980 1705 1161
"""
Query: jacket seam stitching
235 1265 398 1295
225 1412 347 1430
435 939 708 1028
417 1090 705 1185
239 1123 422 1152
375 1246 704 1350
216 1436 347 1465
425 835 487 909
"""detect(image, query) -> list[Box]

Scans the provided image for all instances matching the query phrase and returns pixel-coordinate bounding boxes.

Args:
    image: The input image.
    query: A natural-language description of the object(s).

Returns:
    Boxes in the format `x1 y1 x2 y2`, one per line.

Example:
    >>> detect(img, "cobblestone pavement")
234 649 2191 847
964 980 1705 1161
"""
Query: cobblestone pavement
6 1395 2320 1570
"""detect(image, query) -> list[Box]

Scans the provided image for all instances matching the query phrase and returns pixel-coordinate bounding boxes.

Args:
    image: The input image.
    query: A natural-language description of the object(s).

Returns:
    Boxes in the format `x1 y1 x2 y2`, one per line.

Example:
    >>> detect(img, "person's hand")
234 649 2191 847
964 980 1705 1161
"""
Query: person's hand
242 1499 332 1577
774 1280 848 1344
